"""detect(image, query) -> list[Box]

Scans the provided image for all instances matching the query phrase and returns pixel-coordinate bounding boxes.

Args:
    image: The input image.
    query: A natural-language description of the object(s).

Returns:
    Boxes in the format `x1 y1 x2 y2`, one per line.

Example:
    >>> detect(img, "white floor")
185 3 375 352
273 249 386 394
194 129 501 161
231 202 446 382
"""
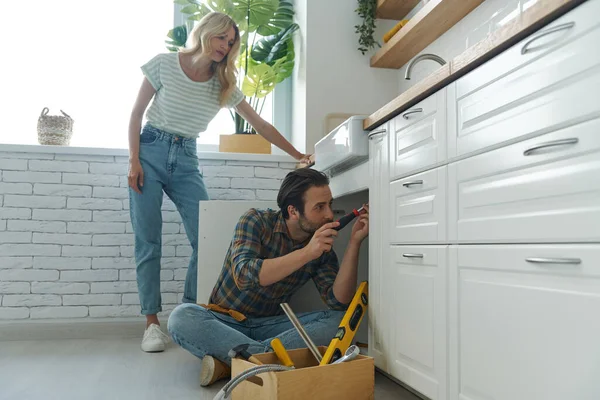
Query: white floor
1 338 421 400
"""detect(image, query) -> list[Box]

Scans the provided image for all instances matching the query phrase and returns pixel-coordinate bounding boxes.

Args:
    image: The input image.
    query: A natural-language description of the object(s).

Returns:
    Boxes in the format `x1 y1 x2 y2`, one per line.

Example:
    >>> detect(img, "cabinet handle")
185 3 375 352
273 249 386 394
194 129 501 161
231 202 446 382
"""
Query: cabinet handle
523 138 578 156
525 257 581 265
402 253 424 259
402 180 424 187
368 129 387 139
402 108 423 120
521 22 575 55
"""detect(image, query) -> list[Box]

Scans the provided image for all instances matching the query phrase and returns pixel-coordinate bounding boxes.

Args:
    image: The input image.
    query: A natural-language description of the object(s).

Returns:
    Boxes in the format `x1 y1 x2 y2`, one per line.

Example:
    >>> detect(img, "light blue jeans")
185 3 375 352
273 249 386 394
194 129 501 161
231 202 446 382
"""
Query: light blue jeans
129 124 209 315
167 303 345 365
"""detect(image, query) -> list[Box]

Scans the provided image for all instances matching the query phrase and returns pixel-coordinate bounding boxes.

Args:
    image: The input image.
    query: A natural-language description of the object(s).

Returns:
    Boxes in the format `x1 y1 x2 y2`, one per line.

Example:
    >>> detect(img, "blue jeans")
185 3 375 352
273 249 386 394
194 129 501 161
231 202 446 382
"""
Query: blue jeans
129 124 209 315
167 303 344 365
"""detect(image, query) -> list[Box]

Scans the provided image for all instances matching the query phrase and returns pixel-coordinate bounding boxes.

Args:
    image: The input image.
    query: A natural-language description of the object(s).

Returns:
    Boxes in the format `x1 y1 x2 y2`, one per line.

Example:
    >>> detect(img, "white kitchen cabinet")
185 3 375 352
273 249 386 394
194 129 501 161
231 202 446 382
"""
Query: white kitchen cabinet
448 118 600 243
449 245 600 400
388 246 447 400
367 123 390 372
447 0 600 160
389 89 447 181
389 166 447 244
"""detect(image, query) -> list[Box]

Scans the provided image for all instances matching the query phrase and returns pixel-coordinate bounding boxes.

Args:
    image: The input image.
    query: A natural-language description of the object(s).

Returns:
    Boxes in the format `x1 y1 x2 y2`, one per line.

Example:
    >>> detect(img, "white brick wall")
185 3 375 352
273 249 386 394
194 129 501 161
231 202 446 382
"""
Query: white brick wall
0 150 290 320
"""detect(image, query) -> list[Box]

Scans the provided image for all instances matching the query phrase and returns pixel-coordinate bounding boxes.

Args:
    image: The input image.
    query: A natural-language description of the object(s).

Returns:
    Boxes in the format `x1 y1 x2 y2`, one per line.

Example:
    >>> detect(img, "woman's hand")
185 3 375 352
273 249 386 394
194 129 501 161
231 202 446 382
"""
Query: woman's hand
297 153 314 165
128 158 144 194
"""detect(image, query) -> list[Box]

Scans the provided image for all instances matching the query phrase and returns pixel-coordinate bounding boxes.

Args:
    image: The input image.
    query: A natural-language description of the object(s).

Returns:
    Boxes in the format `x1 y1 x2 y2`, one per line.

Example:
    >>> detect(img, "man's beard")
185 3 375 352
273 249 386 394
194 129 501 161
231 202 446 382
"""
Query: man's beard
298 215 332 235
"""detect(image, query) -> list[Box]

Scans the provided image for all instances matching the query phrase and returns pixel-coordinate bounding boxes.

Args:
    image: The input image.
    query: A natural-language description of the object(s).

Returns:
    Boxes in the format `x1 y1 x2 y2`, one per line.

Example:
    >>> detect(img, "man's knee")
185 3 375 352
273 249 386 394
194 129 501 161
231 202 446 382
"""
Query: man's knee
167 303 210 338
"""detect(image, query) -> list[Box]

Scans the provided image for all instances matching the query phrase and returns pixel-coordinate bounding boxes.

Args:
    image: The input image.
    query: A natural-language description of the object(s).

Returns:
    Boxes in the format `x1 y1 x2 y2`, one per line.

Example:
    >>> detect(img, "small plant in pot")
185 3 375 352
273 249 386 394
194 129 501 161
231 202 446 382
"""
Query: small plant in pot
166 0 299 153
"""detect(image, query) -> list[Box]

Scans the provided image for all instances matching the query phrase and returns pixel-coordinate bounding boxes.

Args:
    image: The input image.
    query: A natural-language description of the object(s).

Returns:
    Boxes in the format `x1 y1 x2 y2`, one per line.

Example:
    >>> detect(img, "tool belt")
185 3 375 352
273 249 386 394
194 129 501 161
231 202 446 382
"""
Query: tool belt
200 303 247 322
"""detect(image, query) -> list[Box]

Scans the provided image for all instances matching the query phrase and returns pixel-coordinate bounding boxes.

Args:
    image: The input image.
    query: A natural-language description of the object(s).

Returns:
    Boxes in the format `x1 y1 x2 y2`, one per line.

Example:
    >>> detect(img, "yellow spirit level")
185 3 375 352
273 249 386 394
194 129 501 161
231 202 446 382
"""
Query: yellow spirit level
320 281 368 365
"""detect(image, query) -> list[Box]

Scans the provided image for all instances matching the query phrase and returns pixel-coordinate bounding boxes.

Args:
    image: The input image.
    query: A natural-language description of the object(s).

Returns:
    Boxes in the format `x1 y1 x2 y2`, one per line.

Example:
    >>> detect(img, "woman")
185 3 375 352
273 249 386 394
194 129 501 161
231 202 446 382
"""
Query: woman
127 12 311 353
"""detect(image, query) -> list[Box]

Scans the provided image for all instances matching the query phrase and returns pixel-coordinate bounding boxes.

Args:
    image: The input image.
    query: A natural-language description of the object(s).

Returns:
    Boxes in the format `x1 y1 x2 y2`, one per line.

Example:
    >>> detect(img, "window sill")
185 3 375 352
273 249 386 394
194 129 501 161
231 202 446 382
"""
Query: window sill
0 143 296 163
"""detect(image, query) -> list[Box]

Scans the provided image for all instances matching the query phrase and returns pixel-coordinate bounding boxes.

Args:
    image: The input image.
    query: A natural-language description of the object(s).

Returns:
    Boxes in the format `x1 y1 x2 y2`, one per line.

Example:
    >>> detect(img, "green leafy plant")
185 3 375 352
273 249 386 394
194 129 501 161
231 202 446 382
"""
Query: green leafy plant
355 0 380 55
167 0 298 134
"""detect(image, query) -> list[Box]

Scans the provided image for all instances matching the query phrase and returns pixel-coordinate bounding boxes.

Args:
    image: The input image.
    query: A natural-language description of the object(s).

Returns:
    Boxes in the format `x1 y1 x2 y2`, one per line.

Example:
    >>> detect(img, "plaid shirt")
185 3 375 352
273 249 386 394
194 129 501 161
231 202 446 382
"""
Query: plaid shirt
208 208 348 318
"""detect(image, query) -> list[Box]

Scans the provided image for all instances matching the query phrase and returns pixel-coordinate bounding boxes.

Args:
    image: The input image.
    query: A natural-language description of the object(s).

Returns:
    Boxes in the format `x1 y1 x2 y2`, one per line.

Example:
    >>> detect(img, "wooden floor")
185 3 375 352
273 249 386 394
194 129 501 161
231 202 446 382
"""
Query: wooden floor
1 338 421 400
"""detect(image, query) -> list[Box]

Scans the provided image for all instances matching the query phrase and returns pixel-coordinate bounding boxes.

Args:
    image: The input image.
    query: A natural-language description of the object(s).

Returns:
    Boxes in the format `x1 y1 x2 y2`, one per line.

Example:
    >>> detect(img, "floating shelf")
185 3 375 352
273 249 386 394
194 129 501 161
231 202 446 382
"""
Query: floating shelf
376 0 420 20
371 0 485 69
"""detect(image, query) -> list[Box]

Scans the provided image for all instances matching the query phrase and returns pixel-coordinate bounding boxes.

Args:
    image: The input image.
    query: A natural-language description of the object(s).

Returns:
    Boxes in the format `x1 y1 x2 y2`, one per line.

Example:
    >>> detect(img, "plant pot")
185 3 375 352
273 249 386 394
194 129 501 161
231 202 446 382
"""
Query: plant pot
219 134 272 154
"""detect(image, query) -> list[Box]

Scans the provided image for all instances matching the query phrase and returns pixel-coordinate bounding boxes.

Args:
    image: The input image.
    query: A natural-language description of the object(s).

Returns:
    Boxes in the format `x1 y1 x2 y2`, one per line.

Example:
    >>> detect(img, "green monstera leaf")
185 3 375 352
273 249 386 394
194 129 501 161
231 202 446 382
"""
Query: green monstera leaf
165 25 188 52
256 1 294 36
251 23 298 64
233 0 278 33
242 61 278 99
270 39 295 83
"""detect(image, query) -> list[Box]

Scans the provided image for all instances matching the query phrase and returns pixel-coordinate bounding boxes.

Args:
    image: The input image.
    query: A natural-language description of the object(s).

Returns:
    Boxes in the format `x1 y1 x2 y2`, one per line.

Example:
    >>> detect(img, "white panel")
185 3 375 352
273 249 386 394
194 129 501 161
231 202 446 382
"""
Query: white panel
390 166 447 244
449 245 600 400
389 245 447 400
449 119 600 243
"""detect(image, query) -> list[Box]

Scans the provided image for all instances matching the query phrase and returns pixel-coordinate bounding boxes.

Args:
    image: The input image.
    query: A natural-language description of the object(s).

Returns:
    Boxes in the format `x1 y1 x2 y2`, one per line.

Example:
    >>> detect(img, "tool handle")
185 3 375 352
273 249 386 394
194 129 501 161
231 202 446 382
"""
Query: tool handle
271 338 294 367
334 210 358 231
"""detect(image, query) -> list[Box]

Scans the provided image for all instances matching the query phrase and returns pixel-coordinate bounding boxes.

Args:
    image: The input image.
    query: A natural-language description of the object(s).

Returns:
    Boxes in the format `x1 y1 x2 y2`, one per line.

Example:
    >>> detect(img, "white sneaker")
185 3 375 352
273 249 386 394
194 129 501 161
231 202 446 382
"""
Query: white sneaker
141 323 171 353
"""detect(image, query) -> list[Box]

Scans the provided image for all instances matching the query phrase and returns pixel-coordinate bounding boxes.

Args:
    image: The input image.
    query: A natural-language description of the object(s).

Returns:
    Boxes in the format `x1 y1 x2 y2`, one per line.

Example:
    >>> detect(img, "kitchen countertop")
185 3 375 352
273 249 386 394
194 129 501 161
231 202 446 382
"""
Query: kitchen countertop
364 0 585 131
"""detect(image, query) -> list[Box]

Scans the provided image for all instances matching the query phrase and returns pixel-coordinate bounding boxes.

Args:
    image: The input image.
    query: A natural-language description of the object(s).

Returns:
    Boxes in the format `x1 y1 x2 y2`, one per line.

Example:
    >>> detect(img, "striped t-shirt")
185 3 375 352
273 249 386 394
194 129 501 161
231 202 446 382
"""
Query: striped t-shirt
141 52 244 138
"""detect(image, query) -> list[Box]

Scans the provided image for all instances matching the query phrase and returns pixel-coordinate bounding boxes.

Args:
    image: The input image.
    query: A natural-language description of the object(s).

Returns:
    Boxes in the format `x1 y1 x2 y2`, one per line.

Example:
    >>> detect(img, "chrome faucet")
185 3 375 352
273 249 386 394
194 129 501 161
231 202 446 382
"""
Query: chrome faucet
405 53 447 80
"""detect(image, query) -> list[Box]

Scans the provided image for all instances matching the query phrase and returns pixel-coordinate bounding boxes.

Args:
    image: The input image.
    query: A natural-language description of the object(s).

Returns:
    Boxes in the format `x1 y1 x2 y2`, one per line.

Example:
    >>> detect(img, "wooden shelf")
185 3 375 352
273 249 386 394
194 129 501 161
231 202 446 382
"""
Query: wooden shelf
371 0 485 69
376 0 420 20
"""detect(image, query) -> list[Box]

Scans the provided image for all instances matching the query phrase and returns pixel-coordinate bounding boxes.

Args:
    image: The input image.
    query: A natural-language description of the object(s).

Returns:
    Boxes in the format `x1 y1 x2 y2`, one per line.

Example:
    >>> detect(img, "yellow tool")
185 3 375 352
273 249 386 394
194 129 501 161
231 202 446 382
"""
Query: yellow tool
383 19 409 43
320 281 368 365
270 338 295 368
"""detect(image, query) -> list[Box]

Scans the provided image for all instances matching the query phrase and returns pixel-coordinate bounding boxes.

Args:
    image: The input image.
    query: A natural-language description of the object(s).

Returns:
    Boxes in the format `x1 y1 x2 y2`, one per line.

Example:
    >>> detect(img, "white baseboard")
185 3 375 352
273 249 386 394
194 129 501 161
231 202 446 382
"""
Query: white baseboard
0 314 171 342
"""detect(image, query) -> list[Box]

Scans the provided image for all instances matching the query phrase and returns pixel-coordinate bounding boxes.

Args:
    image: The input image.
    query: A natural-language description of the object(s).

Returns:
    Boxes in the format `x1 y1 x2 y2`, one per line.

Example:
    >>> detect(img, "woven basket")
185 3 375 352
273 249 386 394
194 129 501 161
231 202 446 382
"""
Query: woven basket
37 107 74 146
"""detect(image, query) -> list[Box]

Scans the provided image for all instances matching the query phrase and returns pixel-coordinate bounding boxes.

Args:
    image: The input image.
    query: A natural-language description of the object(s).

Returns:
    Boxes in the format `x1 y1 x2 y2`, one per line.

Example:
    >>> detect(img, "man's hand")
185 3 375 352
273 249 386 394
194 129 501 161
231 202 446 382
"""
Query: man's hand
350 204 369 244
303 221 340 261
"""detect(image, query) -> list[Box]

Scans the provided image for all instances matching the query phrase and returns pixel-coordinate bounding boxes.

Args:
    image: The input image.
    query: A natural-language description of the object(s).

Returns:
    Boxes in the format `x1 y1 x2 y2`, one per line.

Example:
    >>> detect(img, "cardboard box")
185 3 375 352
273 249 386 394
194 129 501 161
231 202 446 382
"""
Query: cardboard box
231 346 375 400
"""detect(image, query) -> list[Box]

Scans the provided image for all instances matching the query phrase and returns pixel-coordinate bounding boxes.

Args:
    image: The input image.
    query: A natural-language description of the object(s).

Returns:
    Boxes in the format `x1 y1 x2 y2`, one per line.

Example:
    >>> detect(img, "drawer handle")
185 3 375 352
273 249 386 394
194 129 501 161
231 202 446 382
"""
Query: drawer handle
402 180 424 187
368 129 387 139
521 22 575 55
402 108 423 120
402 253 424 259
523 138 578 156
525 257 581 265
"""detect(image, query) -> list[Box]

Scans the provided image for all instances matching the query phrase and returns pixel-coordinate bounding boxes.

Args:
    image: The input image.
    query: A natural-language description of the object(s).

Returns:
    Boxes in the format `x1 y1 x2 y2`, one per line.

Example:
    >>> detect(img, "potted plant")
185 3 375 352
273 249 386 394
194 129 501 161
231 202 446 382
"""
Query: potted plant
165 0 299 154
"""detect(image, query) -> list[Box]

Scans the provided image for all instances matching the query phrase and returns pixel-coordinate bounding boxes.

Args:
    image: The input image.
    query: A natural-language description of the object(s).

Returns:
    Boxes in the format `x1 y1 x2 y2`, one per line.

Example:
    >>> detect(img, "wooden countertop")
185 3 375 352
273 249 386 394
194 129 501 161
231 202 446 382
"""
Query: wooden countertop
363 0 586 131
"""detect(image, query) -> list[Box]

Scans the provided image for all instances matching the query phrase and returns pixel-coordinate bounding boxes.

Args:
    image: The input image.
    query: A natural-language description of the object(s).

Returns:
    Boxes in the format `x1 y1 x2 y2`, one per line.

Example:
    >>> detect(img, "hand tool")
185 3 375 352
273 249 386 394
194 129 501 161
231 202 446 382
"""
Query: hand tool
333 204 367 231
228 343 263 365
280 303 323 363
213 363 293 400
320 281 368 365
331 345 360 364
270 338 294 368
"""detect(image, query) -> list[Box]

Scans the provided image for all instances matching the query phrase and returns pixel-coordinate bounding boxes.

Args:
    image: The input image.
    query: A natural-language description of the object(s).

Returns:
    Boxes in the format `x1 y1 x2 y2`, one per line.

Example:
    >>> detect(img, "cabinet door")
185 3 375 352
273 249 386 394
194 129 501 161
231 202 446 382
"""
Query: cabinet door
448 119 600 243
389 245 447 400
449 245 600 400
390 166 447 244
389 90 447 181
448 0 600 159
367 124 390 372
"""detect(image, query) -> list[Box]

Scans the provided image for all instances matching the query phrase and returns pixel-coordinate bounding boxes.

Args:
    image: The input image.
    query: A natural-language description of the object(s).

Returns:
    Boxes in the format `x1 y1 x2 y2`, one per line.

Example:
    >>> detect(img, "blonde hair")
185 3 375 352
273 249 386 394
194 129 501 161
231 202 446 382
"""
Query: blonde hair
181 12 241 107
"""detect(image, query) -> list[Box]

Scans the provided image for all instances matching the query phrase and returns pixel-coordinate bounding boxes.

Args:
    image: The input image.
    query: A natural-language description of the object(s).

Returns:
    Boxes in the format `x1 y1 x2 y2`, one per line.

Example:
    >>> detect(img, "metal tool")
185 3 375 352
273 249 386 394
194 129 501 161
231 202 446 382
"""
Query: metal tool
280 303 323 363
270 338 294 368
331 345 360 364
228 343 263 365
320 281 368 365
333 204 367 231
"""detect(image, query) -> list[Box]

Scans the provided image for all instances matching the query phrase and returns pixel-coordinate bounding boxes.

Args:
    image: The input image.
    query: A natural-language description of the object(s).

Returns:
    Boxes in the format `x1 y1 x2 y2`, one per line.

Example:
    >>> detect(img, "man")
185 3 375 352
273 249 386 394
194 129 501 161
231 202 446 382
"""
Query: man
167 168 369 386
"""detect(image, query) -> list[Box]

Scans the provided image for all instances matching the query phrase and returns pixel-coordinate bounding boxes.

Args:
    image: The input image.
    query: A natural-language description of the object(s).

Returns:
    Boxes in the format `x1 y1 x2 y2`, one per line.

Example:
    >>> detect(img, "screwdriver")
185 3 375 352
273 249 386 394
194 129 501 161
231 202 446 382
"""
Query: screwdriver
333 204 367 231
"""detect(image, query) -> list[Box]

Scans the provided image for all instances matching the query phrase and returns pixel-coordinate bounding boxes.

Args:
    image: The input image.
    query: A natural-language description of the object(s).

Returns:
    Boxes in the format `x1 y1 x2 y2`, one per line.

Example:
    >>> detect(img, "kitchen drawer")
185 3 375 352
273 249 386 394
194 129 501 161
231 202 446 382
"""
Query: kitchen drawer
448 117 600 243
448 0 600 159
390 166 446 244
390 90 446 181
449 244 600 400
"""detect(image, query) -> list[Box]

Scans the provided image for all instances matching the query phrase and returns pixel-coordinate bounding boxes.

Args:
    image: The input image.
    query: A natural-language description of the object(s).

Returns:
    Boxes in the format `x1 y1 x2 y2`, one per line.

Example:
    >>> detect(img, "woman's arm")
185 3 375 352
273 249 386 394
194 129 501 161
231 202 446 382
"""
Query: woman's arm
235 100 312 164
128 78 156 194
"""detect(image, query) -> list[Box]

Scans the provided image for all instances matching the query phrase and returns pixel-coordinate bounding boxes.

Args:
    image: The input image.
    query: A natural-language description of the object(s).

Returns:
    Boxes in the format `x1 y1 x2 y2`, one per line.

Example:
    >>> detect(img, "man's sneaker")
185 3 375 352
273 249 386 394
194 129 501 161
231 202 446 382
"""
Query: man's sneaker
200 355 231 386
141 323 171 353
